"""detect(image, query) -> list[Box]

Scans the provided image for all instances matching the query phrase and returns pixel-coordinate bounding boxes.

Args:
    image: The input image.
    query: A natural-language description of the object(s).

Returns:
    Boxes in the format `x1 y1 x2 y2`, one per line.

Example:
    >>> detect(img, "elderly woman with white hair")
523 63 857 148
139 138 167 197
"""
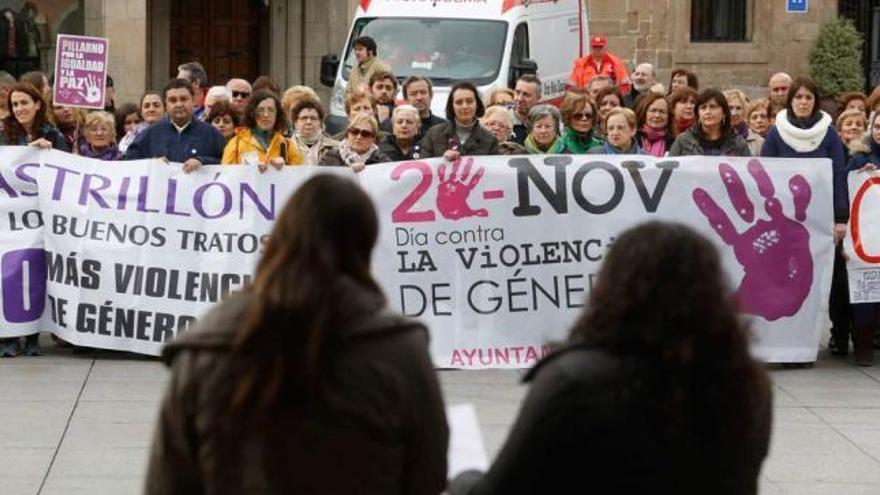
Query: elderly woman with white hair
481 105 526 155
378 104 425 161
79 111 122 160
524 104 564 154
202 85 232 121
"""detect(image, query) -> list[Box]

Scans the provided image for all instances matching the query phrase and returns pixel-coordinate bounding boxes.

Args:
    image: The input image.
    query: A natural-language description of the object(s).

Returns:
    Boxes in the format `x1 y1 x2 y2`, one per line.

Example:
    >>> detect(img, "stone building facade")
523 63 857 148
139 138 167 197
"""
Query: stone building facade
7 0 866 106
586 0 840 95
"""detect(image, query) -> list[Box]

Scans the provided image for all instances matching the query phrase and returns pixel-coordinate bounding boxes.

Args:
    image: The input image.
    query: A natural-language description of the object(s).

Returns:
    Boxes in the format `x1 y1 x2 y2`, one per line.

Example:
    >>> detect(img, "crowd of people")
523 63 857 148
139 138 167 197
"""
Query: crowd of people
0 31 877 494
0 34 877 365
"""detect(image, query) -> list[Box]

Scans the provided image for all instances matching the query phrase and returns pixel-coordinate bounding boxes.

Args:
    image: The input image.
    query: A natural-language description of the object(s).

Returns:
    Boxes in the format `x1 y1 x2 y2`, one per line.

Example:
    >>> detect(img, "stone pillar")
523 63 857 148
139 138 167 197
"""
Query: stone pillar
83 0 148 106
279 0 354 102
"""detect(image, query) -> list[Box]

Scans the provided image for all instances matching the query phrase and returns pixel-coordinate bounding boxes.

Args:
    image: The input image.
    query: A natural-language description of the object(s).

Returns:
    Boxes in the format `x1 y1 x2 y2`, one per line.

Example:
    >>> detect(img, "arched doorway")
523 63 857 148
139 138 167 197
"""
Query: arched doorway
168 0 269 85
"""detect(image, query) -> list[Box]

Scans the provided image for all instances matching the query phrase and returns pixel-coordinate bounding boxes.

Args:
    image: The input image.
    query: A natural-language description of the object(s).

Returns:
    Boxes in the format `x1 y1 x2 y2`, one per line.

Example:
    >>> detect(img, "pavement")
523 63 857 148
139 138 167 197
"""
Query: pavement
2 337 879 495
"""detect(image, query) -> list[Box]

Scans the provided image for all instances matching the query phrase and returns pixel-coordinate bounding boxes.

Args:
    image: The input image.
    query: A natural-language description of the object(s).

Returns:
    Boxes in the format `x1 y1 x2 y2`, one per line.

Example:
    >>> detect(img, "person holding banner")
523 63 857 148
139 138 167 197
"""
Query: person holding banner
450 222 771 494
221 89 302 170
145 174 448 494
844 110 880 366
320 114 389 171
0 82 68 357
78 111 121 160
669 89 751 157
378 104 424 161
761 77 851 357
124 79 225 172
420 81 499 160
0 82 68 151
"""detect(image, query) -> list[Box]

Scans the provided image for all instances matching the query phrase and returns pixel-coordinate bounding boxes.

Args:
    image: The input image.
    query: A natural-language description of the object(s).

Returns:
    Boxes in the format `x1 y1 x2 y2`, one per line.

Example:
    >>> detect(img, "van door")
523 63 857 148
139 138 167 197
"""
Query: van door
528 12 582 103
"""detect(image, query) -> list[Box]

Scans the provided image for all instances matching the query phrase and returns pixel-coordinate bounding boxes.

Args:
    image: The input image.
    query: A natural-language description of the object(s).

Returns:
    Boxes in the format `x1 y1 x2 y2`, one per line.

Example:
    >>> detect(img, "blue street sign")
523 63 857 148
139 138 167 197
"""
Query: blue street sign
787 0 808 13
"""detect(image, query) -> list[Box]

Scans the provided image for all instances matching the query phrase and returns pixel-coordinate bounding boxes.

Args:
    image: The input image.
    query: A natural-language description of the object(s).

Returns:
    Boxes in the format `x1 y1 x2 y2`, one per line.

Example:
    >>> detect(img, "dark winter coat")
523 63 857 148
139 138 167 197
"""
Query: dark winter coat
123 117 225 164
145 284 449 495
668 128 751 157
419 120 499 158
457 345 772 495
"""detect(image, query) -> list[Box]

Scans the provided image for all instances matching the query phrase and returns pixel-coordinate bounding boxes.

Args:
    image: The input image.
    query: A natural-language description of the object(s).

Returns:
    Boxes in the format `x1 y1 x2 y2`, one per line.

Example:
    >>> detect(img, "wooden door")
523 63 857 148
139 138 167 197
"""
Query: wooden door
169 0 266 85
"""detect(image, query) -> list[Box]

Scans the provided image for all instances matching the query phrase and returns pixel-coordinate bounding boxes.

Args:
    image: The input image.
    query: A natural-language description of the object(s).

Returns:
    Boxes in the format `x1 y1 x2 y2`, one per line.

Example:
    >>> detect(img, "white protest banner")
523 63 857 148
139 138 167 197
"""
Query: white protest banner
0 148 45 338
361 155 834 366
844 170 880 303
0 149 834 366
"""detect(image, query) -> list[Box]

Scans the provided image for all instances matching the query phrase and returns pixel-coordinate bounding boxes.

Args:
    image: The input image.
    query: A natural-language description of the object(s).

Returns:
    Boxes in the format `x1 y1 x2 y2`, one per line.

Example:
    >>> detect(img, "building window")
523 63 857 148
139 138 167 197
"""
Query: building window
691 0 748 42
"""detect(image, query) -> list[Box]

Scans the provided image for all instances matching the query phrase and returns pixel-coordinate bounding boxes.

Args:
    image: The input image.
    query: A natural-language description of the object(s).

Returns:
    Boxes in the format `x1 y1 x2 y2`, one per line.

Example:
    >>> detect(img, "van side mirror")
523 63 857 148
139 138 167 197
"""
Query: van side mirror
320 54 339 87
509 58 538 87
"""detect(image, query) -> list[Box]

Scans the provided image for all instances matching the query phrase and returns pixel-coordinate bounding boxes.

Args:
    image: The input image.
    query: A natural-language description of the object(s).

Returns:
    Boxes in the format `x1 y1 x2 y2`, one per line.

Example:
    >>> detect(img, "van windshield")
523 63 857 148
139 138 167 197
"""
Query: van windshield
343 17 508 86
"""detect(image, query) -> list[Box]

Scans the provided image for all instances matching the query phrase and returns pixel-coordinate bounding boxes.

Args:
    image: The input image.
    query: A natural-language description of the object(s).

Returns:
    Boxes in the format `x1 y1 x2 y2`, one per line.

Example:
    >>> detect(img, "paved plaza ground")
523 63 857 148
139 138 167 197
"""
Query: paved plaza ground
2 337 879 495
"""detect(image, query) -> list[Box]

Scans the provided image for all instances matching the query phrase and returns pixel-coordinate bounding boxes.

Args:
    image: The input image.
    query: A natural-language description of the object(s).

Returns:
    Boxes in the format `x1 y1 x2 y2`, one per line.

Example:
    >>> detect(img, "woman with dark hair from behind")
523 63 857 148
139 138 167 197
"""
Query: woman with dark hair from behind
451 221 772 495
669 88 751 157
145 174 449 494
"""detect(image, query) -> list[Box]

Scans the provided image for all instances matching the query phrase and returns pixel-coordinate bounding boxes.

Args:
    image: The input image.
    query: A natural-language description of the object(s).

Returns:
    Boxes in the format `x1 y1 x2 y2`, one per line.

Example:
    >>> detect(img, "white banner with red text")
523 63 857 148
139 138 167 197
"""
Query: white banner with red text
0 149 834 366
845 170 880 303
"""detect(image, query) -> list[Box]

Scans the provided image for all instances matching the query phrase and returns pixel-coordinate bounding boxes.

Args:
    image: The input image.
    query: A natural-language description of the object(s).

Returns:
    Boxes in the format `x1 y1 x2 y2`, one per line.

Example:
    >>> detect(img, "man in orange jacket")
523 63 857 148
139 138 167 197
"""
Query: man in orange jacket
568 35 631 95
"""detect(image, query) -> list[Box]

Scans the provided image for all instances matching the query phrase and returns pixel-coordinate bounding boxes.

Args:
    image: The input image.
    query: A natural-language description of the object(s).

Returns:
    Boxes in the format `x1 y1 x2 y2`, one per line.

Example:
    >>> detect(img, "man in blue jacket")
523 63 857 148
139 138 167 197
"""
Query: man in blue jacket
124 78 225 172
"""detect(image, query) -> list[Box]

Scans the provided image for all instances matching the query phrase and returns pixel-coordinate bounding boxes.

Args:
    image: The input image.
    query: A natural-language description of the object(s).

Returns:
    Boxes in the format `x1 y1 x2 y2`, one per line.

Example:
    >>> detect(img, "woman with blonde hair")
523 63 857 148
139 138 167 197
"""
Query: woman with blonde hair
723 89 764 156
484 87 515 108
480 105 525 154
836 108 868 157
79 111 122 160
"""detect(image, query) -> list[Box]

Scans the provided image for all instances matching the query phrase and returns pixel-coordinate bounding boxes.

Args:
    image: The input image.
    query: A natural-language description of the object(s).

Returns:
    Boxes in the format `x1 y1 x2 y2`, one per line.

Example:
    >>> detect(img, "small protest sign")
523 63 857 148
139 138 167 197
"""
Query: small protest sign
52 34 109 109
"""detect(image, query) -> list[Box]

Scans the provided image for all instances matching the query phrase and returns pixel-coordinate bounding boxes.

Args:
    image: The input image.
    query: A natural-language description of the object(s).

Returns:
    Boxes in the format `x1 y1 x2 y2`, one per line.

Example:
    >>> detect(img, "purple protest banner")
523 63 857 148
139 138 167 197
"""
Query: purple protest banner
52 34 109 109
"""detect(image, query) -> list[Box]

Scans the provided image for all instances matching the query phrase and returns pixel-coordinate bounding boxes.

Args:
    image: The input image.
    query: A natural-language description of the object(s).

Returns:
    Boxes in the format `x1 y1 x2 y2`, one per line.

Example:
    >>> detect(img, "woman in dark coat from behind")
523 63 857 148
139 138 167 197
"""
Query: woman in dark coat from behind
145 175 448 494
452 222 772 495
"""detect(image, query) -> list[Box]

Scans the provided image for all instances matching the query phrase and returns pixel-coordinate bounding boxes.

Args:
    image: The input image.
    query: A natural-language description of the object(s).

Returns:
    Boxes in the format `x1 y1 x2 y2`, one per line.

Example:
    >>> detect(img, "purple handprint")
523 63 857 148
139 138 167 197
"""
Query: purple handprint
693 159 813 321
436 157 488 220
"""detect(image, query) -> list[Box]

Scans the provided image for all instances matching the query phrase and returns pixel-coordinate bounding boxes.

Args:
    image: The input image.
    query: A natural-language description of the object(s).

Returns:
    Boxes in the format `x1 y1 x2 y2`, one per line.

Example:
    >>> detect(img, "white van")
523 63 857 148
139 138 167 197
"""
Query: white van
320 0 589 132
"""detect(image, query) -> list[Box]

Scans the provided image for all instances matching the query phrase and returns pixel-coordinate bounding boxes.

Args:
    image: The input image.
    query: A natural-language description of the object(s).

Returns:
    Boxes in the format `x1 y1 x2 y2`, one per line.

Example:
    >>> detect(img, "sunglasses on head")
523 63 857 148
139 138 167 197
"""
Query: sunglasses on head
231 91 250 98
348 128 375 139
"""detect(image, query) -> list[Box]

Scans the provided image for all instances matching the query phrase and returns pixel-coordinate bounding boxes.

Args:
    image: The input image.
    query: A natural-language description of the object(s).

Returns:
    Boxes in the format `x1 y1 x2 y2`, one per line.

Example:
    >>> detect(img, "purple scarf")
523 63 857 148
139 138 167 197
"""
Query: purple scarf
79 142 122 161
733 122 749 139
640 125 667 157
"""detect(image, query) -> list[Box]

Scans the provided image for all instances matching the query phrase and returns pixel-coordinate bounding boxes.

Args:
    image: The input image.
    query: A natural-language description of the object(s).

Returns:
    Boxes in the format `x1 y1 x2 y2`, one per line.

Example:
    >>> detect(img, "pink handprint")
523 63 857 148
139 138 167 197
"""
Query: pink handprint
436 157 488 220
693 159 813 321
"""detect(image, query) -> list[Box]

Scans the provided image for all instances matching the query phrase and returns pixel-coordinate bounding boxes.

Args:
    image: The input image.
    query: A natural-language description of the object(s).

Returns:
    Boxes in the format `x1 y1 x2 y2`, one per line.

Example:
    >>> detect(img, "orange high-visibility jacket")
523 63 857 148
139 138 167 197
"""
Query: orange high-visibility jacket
568 52 631 94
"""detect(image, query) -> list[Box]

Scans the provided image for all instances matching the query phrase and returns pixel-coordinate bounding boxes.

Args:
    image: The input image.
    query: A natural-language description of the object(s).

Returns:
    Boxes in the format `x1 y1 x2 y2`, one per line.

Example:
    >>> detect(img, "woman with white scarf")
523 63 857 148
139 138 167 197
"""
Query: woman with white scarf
761 77 851 359
289 97 339 165
320 115 389 172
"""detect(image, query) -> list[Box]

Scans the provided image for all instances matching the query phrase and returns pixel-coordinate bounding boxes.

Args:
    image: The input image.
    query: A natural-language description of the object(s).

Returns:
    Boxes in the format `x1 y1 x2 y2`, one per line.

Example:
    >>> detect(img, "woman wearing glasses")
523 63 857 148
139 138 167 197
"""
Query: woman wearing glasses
289 97 339 165
320 115 390 171
222 90 302 169
634 92 673 158
559 91 603 154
